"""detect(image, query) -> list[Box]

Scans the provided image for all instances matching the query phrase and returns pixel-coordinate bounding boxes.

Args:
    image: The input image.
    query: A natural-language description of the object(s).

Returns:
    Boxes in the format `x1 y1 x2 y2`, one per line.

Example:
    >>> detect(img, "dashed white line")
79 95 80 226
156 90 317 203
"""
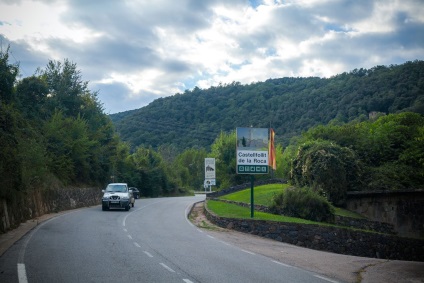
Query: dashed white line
17 263 28 283
183 279 194 283
143 251 153 257
134 242 141 248
127 235 132 240
160 263 175 273
314 275 340 283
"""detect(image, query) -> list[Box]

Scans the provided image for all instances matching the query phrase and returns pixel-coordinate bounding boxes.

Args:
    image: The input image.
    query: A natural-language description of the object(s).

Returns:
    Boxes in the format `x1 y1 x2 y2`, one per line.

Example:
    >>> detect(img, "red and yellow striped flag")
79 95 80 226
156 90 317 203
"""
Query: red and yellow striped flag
268 128 276 170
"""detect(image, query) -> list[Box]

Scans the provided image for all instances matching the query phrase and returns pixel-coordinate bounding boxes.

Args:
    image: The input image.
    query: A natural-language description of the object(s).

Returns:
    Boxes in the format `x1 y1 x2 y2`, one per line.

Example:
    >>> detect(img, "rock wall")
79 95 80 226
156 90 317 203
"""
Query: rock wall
0 186 102 233
204 201 424 262
211 198 397 235
347 190 424 238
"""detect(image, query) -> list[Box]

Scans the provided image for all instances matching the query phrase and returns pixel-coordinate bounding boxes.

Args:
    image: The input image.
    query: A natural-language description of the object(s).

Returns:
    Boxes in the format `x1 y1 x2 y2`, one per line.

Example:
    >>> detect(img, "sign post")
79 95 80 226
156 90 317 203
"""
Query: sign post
204 158 216 193
236 127 269 218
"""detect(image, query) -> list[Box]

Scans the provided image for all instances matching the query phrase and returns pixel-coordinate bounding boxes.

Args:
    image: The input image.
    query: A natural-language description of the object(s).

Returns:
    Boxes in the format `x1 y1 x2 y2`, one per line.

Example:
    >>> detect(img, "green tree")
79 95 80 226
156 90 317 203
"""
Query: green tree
0 46 18 104
290 140 362 206
40 59 88 117
210 131 244 189
43 111 93 183
129 147 171 197
15 76 49 122
173 148 207 191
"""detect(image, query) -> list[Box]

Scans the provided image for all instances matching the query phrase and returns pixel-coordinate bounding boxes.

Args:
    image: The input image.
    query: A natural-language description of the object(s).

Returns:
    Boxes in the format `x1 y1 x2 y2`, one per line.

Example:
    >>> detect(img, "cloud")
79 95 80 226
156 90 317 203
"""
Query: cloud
0 0 423 113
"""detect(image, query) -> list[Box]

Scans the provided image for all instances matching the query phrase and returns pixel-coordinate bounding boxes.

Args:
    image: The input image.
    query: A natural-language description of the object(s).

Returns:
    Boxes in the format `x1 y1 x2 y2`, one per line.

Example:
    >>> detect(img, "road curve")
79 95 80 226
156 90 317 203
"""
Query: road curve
0 195 343 283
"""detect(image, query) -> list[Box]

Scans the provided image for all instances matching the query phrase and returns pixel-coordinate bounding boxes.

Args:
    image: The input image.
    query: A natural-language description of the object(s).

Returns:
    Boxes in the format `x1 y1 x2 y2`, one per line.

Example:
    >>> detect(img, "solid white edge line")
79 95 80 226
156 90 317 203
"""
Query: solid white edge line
17 263 28 283
314 275 340 283
241 249 255 255
160 263 175 273
272 260 292 268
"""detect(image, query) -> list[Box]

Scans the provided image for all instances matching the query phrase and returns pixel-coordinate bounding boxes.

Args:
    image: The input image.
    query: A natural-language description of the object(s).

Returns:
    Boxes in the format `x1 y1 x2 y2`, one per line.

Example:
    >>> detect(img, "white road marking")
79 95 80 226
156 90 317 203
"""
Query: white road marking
218 240 231 246
127 235 132 240
17 263 28 283
207 235 214 239
241 249 255 255
134 242 141 248
123 199 169 227
160 263 175 273
143 251 153 257
272 260 292 268
183 279 194 283
314 275 340 283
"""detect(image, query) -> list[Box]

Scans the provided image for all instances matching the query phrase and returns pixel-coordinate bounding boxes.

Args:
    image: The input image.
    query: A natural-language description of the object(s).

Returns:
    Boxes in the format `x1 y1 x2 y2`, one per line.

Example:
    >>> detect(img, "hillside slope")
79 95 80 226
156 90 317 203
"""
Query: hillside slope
111 60 424 150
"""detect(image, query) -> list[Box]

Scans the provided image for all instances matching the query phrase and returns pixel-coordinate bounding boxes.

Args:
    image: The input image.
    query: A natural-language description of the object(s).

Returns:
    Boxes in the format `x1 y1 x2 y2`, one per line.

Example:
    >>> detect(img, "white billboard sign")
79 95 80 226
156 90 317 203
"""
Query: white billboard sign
236 127 269 174
205 158 216 179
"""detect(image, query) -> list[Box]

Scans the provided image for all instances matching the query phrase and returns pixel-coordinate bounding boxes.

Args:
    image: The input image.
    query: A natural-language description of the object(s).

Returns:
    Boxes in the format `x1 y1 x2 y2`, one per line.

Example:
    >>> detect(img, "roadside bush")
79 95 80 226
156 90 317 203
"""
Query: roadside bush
269 187 335 223
290 140 362 206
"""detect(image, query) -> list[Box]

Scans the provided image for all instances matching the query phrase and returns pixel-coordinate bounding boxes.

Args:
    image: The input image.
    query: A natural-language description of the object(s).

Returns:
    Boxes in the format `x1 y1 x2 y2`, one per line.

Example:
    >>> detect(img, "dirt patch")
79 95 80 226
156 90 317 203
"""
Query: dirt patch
189 201 226 231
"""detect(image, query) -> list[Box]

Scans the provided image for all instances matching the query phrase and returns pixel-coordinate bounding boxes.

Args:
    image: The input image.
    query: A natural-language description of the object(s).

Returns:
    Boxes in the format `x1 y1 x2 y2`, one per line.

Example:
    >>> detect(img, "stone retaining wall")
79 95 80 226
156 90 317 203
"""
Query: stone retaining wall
212 198 396 235
0 186 102 233
204 201 424 262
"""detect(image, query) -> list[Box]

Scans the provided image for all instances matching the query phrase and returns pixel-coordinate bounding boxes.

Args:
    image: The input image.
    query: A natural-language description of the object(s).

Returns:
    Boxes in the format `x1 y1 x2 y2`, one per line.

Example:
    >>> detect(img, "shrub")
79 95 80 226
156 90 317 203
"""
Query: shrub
270 187 335 223
290 140 362 206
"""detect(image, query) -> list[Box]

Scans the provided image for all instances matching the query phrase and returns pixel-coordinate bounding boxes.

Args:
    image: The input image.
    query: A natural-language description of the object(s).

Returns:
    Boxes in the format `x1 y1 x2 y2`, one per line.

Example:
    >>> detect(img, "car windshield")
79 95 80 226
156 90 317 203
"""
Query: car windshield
106 184 127 192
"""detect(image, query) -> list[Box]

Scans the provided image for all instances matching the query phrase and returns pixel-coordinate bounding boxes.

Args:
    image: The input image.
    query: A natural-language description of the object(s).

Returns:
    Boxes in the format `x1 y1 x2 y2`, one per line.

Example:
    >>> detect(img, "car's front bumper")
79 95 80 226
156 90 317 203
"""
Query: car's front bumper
102 199 130 209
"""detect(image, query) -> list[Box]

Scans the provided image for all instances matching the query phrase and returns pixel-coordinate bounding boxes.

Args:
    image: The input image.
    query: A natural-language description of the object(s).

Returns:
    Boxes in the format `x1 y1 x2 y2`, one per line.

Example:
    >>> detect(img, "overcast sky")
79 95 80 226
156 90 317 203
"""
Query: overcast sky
1 0 423 114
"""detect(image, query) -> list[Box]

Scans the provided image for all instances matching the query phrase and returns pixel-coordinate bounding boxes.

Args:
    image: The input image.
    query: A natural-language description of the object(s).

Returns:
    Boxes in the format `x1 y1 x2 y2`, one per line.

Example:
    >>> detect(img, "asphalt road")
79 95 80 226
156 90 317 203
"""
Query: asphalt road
0 195 341 283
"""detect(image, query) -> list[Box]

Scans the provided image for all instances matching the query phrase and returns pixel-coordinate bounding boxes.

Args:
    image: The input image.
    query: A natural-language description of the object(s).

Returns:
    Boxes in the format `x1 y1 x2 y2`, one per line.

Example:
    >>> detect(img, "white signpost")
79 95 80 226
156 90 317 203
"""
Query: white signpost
204 158 216 192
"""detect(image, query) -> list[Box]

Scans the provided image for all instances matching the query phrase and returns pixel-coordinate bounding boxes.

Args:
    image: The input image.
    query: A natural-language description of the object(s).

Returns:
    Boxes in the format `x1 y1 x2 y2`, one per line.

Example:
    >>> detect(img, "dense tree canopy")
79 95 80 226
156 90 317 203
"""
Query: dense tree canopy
1 46 422 205
286 112 424 205
111 61 424 151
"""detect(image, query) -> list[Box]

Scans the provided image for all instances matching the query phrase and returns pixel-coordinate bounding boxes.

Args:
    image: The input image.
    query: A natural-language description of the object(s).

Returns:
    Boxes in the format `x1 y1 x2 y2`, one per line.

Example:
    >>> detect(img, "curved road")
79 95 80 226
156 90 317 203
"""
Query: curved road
1 195 341 283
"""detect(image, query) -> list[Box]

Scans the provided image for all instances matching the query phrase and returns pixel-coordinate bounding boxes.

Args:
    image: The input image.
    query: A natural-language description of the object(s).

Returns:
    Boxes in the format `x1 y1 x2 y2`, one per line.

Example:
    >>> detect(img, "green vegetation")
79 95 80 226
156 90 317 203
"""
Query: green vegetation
220 183 290 206
270 187 335 222
287 112 424 199
219 184 365 221
207 200 319 224
111 61 424 151
1 44 423 213
334 208 365 219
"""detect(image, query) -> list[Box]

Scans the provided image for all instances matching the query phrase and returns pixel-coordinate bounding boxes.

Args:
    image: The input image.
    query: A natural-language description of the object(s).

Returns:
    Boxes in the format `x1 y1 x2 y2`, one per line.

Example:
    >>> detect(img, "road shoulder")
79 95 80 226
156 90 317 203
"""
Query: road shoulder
189 201 424 283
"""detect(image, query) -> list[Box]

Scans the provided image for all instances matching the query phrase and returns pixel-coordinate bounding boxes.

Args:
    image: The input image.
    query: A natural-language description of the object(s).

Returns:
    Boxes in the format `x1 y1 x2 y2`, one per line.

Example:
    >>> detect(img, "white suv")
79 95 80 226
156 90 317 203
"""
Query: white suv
102 183 134 211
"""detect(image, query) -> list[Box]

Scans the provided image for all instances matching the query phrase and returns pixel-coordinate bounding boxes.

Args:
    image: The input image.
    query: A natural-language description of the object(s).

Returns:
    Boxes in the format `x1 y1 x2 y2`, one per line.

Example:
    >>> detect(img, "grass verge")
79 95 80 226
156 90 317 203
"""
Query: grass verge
207 200 320 225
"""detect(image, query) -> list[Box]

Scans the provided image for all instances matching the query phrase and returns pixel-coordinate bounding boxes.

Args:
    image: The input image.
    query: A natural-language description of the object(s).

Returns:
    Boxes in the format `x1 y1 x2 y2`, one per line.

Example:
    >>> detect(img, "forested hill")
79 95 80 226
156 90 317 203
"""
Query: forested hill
111 60 424 151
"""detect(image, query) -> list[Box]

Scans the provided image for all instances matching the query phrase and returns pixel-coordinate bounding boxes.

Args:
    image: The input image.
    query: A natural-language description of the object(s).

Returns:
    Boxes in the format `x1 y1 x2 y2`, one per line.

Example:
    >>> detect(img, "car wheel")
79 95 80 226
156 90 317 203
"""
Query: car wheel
102 205 108 211
125 205 130 211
